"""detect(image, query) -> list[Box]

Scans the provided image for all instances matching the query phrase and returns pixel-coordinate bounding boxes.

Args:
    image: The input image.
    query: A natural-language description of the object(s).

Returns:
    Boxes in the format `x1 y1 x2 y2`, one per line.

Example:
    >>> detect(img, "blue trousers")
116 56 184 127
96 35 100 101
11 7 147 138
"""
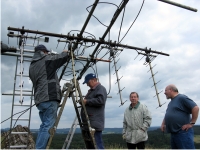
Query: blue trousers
171 128 195 149
83 130 104 149
36 101 58 149
95 131 104 149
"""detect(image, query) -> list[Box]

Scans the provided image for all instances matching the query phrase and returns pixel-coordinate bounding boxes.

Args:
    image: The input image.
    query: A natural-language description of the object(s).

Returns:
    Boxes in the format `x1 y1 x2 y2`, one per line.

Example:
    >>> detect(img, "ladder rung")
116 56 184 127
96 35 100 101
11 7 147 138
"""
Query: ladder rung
18 58 32 62
16 74 29 77
10 145 27 148
14 104 31 107
24 44 35 47
12 118 29 121
2 92 33 96
11 132 28 134
22 60 32 62
15 89 32 92
77 106 82 108
18 55 32 62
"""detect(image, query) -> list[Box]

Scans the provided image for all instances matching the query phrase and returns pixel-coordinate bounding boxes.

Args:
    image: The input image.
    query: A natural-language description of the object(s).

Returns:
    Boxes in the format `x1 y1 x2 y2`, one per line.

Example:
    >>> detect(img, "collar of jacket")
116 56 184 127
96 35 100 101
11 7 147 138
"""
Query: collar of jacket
129 101 140 110
32 51 47 62
87 83 100 94
91 82 100 90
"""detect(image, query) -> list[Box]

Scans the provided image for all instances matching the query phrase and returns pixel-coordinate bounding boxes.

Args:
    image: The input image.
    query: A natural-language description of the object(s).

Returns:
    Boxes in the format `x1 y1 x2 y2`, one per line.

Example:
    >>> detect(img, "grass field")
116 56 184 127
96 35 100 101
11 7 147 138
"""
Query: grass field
194 135 200 143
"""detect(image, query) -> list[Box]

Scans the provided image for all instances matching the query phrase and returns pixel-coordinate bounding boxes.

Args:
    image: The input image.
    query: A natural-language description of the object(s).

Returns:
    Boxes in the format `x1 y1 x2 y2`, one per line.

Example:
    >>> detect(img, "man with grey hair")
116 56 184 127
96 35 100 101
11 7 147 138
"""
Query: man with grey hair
161 84 199 149
123 92 152 149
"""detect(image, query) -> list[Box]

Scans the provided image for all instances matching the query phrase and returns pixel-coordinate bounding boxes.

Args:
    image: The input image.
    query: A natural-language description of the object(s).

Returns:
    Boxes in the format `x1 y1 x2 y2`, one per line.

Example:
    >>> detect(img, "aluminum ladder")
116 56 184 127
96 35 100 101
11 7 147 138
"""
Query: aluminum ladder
2 45 34 149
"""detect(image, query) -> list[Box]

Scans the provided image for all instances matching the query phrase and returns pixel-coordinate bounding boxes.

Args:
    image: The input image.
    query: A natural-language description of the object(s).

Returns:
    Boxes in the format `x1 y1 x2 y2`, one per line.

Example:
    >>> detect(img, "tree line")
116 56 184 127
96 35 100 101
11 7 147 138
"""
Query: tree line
32 125 200 149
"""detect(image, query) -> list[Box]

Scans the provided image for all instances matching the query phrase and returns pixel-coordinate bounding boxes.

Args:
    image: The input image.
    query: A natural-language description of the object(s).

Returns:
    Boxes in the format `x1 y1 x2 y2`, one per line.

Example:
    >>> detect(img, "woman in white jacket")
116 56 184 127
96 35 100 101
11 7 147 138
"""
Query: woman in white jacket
122 92 152 149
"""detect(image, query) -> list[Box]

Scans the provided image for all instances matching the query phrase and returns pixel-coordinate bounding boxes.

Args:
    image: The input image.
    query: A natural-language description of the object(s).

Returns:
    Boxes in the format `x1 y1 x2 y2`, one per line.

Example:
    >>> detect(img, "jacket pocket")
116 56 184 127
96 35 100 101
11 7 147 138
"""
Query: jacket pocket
135 129 146 143
125 131 132 141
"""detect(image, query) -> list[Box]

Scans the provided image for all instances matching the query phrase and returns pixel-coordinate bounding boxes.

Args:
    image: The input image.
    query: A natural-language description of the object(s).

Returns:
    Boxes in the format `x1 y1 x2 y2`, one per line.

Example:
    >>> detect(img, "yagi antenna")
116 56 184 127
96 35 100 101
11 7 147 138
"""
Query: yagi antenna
145 49 166 108
109 47 126 106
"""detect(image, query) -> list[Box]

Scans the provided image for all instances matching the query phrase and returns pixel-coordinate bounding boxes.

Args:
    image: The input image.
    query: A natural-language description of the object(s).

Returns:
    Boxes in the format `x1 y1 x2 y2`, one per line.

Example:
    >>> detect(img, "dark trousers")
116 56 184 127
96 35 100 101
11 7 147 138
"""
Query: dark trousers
127 141 145 149
83 130 104 149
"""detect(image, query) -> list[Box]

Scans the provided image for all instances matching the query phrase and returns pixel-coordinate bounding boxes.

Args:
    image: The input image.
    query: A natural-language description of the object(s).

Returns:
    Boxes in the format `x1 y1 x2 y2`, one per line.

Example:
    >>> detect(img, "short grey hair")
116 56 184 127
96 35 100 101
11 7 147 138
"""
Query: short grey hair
130 92 139 98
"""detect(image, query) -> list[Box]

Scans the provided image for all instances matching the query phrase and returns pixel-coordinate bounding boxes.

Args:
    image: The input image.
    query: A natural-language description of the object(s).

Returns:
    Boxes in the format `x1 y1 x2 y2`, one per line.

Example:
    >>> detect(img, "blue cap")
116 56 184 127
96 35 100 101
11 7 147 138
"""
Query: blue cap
35 44 50 52
83 73 96 84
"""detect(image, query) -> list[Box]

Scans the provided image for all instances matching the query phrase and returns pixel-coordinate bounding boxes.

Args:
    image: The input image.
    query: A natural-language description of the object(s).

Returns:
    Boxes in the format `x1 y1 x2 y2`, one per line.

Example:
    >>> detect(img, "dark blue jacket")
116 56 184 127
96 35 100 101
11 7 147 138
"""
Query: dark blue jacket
81 83 107 131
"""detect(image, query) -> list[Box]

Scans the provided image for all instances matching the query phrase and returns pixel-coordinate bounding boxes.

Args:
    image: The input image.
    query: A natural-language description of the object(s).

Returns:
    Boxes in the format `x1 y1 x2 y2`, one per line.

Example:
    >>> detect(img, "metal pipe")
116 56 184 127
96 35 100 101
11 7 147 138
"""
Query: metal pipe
158 0 197 12
79 0 99 35
77 56 111 62
2 52 33 58
2 52 111 63
77 0 129 80
58 0 99 81
7 27 169 56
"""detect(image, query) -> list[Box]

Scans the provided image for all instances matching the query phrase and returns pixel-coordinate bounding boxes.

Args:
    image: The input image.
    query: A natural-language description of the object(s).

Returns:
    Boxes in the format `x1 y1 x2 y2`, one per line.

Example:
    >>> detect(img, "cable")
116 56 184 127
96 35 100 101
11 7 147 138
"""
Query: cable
119 0 145 44
86 2 119 27
1 104 35 145
67 30 96 40
89 65 96 75
75 60 85 68
90 49 110 68
1 109 28 145
1 104 36 124
117 5 126 43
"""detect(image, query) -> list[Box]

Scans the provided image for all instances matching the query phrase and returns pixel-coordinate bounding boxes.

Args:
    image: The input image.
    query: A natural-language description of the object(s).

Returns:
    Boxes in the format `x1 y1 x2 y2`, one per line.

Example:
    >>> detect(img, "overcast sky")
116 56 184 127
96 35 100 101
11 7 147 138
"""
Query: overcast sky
1 0 200 131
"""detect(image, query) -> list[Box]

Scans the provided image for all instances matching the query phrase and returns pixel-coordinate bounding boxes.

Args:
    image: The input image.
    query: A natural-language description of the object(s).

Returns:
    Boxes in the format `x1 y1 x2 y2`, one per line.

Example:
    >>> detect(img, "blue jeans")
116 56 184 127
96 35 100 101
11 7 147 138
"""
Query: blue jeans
36 101 58 149
95 131 104 149
171 128 195 149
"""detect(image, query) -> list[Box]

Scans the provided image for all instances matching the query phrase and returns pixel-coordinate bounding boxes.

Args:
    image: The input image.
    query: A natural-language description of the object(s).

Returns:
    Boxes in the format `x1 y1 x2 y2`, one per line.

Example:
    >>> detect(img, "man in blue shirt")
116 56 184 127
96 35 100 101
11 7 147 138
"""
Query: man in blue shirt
160 84 199 149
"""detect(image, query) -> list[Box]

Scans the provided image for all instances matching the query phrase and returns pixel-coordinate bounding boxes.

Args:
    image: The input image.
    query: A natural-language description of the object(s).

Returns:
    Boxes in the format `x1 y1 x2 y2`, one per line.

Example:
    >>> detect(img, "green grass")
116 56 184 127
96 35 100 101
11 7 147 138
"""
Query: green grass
194 135 200 143
1 135 6 149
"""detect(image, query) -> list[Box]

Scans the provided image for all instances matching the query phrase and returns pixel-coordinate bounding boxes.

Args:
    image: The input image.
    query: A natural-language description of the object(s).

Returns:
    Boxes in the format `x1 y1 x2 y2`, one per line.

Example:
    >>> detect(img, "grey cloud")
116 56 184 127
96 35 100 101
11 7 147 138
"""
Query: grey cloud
1 0 200 129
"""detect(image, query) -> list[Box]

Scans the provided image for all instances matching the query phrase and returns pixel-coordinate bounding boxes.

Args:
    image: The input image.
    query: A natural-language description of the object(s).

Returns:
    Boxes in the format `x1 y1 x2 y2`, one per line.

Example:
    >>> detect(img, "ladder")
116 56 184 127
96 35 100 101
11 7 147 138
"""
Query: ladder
46 82 72 149
64 79 97 149
62 109 80 149
47 42 97 149
8 44 34 149
66 43 97 149
46 79 97 149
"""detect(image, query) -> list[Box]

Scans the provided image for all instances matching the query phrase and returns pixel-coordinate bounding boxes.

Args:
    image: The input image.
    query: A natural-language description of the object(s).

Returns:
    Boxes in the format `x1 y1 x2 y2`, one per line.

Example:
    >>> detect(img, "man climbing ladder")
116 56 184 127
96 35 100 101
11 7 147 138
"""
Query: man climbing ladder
29 45 69 149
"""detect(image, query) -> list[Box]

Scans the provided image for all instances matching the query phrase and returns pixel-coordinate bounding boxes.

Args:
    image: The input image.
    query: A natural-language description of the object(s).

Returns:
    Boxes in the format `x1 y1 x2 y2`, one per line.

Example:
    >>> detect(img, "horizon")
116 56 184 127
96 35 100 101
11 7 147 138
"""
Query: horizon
1 125 200 130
